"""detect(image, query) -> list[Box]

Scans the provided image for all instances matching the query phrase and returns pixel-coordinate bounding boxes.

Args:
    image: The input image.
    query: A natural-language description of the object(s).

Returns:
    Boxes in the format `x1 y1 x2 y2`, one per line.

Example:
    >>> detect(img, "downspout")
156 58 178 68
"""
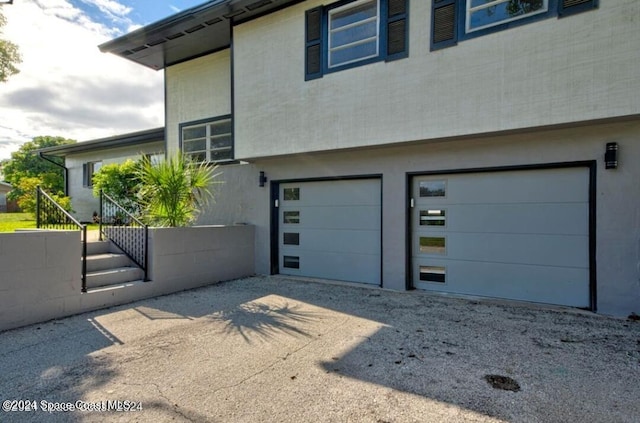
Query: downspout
38 152 68 195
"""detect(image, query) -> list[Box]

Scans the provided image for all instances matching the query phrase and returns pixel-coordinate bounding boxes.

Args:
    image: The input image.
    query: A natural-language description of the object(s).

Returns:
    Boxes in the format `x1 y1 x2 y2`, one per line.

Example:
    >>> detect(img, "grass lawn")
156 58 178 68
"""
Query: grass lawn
0 213 36 232
0 213 100 233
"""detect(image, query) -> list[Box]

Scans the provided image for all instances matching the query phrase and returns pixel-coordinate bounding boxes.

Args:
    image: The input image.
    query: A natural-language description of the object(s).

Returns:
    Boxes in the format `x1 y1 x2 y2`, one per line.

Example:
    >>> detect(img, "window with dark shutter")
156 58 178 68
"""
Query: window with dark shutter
386 0 408 60
305 7 323 80
431 0 457 51
559 0 598 17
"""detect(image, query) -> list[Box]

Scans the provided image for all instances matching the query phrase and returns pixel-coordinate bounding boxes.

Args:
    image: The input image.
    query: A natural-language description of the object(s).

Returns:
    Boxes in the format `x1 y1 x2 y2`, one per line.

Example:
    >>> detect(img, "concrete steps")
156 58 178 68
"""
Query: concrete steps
84 239 144 290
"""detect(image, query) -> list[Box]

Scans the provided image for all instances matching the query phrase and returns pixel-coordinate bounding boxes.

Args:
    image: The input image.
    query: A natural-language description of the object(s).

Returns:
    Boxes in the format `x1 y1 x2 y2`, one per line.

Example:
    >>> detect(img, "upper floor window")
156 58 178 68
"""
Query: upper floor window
466 0 548 33
431 0 598 51
306 0 408 80
180 115 233 163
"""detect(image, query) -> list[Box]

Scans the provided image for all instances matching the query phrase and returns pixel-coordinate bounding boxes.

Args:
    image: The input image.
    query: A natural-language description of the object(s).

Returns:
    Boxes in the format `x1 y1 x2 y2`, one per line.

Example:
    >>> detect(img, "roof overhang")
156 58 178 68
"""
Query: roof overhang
38 127 165 157
99 0 302 70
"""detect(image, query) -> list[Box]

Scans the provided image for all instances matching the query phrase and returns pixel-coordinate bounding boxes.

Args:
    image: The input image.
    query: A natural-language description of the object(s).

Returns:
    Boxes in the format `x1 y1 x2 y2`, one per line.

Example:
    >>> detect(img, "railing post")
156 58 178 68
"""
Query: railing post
99 189 103 241
36 186 41 228
81 225 87 293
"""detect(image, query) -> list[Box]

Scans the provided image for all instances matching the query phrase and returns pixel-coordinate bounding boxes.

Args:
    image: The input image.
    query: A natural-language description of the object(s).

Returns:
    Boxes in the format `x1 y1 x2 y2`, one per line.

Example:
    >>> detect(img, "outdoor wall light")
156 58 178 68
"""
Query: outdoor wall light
605 142 618 169
0 1 14 4
259 171 268 187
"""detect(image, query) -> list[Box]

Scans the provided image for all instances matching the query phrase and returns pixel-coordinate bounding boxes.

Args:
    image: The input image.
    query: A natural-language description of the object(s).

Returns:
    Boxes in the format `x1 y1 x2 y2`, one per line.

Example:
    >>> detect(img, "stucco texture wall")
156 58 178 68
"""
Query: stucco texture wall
165 50 231 157
232 0 640 159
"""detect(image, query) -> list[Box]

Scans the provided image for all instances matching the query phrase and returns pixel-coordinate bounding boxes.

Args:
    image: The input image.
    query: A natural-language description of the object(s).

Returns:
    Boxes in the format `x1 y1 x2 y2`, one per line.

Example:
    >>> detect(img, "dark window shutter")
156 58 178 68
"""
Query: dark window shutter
431 0 457 50
559 0 598 17
386 0 408 60
82 163 89 187
305 7 323 80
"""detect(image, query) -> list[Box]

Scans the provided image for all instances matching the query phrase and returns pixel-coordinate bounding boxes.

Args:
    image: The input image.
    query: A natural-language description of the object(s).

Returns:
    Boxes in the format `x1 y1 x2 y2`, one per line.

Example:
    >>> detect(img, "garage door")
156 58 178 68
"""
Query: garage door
278 179 381 285
411 167 590 308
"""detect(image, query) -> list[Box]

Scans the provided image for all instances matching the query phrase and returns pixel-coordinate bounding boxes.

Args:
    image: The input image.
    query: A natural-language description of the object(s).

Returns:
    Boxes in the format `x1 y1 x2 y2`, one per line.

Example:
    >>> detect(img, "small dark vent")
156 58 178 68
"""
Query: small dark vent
306 8 321 42
185 24 205 33
387 19 406 55
205 17 223 25
147 38 167 46
306 44 321 75
433 4 455 43
564 0 590 6
166 32 185 40
223 10 245 19
388 0 406 17
246 0 272 11
130 45 148 52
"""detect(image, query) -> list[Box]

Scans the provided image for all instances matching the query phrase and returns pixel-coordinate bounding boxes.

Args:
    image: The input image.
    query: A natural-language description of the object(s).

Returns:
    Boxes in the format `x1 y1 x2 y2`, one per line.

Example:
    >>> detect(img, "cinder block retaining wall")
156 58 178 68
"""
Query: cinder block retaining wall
0 225 255 332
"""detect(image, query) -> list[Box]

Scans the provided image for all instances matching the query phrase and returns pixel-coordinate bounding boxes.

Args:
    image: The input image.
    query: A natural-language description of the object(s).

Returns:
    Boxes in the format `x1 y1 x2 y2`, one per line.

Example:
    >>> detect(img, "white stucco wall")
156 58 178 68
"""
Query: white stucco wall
165 50 232 156
197 118 640 318
65 142 164 222
233 0 640 159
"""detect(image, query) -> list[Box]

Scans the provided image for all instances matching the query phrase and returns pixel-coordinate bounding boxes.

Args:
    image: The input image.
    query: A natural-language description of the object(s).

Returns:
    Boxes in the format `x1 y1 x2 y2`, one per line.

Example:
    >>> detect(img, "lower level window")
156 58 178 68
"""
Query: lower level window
180 116 233 163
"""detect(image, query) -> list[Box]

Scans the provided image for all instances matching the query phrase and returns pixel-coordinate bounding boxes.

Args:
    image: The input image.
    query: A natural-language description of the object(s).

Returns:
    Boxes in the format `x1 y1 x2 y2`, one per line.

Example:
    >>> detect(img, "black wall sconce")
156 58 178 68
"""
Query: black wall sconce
605 142 618 169
0 1 14 4
259 171 268 187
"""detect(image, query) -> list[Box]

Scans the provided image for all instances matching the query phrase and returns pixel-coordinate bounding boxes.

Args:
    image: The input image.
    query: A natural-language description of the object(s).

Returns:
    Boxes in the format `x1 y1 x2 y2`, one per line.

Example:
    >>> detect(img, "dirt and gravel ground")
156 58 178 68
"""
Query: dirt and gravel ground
1 276 639 422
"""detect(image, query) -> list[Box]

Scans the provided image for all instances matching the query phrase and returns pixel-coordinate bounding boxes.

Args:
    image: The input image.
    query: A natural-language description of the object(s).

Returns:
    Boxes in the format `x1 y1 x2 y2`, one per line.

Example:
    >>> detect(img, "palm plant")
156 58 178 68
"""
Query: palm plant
137 154 221 227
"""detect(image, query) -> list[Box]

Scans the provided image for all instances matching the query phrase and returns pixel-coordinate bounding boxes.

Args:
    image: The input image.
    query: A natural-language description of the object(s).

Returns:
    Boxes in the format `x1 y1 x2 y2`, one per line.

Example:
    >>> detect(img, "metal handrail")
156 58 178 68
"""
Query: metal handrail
99 190 148 281
36 186 88 292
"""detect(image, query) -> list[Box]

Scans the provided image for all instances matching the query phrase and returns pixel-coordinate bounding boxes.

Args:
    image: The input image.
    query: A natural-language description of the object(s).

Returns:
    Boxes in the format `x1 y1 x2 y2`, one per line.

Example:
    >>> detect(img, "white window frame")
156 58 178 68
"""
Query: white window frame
181 117 232 163
328 0 381 69
465 0 549 33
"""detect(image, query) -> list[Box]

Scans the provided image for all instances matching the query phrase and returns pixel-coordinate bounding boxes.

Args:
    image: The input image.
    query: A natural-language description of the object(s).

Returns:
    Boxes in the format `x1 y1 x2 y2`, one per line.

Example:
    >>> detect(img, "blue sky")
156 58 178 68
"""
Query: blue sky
0 0 207 161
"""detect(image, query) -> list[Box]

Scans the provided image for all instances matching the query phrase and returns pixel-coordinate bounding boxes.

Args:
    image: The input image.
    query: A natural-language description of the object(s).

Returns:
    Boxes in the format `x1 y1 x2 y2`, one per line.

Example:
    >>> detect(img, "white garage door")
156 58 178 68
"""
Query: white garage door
279 179 381 285
411 167 590 308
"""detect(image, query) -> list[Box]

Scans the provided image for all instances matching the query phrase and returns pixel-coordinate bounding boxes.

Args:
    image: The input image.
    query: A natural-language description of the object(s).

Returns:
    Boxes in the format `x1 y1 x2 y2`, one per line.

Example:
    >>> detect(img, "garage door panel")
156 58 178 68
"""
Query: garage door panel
282 228 380 255
416 203 588 235
282 180 380 207
415 169 589 204
281 206 380 230
414 232 588 268
280 251 379 284
414 259 590 307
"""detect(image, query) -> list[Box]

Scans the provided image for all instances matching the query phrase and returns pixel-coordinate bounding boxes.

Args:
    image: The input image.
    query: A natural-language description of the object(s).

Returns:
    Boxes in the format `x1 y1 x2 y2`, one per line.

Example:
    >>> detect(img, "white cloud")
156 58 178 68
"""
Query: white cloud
0 0 164 160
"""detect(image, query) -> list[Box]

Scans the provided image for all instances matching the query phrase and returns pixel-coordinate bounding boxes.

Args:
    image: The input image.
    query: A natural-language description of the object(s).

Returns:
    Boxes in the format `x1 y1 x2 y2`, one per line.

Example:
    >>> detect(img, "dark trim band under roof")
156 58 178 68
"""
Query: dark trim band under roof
38 127 165 157
99 0 302 70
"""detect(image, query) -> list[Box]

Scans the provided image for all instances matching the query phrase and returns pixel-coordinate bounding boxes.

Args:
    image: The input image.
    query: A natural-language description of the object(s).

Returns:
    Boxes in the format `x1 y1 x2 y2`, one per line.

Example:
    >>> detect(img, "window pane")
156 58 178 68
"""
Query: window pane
420 237 446 254
186 151 206 162
468 0 546 31
330 40 377 67
330 1 377 30
283 256 300 269
331 20 377 48
210 119 232 135
419 266 446 283
419 180 446 197
420 209 446 226
184 139 206 152
210 135 232 150
283 232 300 245
283 211 300 224
284 188 300 201
210 148 232 161
183 126 206 140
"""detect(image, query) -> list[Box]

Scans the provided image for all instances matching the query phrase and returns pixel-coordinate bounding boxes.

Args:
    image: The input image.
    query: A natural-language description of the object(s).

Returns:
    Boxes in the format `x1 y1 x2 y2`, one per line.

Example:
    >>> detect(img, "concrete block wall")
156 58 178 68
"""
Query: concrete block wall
0 225 255 332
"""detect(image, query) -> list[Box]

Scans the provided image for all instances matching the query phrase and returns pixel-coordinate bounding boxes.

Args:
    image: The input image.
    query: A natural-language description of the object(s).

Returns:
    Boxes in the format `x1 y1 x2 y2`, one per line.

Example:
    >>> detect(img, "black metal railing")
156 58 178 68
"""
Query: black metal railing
36 186 88 292
99 190 148 281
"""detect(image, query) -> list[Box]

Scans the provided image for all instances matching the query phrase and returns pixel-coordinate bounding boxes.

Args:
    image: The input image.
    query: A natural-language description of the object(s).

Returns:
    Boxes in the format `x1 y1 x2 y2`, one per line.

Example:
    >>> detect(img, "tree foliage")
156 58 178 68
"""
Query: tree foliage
2 136 75 212
92 159 141 214
0 10 21 83
137 154 220 227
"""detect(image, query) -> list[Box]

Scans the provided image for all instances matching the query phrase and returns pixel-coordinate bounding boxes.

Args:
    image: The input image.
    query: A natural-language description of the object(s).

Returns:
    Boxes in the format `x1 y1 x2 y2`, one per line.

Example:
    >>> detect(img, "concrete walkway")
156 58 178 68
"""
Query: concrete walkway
1 276 639 422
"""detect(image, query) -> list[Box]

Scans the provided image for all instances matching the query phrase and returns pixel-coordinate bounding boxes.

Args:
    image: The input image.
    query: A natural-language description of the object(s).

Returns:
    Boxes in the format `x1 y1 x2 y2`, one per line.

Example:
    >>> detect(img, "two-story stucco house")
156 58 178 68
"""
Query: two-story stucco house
99 0 640 316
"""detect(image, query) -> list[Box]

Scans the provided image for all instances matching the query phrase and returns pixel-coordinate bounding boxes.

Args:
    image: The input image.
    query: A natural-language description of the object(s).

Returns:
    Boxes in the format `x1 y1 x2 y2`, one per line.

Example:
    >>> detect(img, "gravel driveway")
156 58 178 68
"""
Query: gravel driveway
1 276 639 422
